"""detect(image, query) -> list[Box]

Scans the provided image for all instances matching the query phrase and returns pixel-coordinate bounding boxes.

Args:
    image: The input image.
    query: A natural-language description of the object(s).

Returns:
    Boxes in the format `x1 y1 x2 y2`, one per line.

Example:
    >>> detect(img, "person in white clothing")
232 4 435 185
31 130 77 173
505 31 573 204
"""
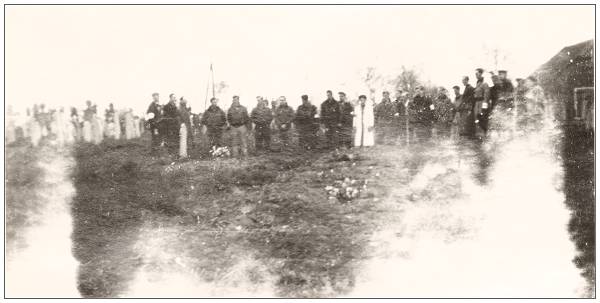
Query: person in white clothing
353 95 375 147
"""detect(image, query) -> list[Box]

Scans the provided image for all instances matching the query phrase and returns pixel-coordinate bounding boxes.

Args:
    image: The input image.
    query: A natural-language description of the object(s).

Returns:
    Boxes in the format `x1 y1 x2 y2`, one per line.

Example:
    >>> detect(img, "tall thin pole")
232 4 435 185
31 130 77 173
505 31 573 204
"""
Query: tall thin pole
204 63 213 112
211 63 215 99
204 77 210 112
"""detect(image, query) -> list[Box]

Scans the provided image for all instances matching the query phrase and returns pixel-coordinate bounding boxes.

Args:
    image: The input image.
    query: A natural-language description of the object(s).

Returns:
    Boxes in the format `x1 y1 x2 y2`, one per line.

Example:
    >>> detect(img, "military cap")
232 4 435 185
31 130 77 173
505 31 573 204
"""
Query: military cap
475 68 484 73
358 95 367 99
498 70 508 75
338 92 346 96
301 95 308 100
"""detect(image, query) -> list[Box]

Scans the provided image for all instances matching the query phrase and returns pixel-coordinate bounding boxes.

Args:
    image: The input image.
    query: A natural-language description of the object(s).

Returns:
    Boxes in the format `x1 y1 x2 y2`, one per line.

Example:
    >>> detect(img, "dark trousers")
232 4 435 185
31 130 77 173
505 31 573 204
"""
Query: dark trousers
207 127 223 148
254 124 271 150
164 119 180 155
150 126 160 152
375 121 397 145
298 125 317 150
339 125 353 148
279 129 291 148
324 123 339 148
458 110 475 137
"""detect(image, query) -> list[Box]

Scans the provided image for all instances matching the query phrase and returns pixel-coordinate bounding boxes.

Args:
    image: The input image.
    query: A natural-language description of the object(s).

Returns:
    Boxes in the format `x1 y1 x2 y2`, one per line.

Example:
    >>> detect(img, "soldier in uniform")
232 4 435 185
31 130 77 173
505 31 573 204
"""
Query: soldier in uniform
201 97 227 149
409 86 434 139
251 96 274 151
374 91 399 145
320 90 341 149
497 70 515 109
146 93 162 153
295 94 318 150
338 92 355 149
163 93 181 155
458 76 476 137
433 88 455 137
275 96 295 149
473 68 491 138
227 96 251 157
394 90 407 140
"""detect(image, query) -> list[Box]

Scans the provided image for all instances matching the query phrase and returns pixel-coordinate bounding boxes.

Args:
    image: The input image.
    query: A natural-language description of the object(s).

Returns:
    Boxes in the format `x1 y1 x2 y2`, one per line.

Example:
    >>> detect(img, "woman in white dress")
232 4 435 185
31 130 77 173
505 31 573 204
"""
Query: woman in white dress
353 94 375 147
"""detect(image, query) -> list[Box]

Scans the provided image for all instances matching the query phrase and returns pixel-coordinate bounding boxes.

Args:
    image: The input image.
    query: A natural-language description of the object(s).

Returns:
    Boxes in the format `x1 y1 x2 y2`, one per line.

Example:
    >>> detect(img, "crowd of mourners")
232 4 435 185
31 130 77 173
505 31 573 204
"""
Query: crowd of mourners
6 68 548 158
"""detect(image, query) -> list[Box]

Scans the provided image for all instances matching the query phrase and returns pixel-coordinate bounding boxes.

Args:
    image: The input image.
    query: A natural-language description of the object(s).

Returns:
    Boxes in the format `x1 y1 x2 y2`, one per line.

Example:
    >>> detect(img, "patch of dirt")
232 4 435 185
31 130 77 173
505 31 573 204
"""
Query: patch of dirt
67 135 399 297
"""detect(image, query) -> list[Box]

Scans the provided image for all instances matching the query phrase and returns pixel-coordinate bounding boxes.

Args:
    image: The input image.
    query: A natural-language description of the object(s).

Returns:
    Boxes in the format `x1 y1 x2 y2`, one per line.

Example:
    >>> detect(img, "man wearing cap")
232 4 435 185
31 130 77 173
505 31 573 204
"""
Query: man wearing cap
251 96 274 151
275 96 295 149
409 86 434 138
201 97 227 149
473 68 491 137
338 92 355 149
295 95 318 150
227 95 251 157
434 88 454 136
163 93 181 155
374 91 398 145
496 70 515 111
146 93 162 153
320 90 341 149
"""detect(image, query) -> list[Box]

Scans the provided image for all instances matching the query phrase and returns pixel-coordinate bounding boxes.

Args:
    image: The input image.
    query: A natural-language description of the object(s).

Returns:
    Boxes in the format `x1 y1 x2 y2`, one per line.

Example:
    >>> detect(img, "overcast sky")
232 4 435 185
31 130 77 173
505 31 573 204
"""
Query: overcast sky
5 5 594 114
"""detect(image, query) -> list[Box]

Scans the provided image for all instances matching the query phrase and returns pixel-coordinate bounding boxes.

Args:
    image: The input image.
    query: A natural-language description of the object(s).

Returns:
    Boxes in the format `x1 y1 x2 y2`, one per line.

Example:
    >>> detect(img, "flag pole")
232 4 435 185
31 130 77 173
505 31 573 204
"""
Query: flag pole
204 63 212 112
211 63 215 99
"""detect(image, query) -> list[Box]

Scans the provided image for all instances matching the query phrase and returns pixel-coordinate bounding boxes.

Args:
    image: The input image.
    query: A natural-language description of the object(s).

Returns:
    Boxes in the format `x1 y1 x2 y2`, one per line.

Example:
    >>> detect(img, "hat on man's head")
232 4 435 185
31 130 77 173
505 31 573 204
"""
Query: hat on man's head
152 92 159 97
301 95 308 101
475 68 484 73
358 95 367 99
498 70 508 75
338 92 346 96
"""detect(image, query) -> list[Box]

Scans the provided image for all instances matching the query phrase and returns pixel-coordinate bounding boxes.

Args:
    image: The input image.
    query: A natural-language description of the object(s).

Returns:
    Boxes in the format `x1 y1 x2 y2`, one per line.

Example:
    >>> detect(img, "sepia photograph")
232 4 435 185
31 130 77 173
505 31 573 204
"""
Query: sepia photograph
3 2 596 299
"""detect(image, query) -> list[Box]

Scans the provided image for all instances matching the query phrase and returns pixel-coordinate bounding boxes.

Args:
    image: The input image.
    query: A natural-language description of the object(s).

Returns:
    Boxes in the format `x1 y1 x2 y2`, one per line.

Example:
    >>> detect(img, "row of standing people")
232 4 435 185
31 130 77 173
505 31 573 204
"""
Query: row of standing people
371 69 548 144
145 69 547 159
194 91 376 158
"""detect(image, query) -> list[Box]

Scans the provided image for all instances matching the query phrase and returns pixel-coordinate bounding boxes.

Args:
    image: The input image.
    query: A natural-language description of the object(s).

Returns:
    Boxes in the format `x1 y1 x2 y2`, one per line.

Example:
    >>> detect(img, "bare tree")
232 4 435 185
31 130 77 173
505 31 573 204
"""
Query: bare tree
388 66 421 96
363 67 384 102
